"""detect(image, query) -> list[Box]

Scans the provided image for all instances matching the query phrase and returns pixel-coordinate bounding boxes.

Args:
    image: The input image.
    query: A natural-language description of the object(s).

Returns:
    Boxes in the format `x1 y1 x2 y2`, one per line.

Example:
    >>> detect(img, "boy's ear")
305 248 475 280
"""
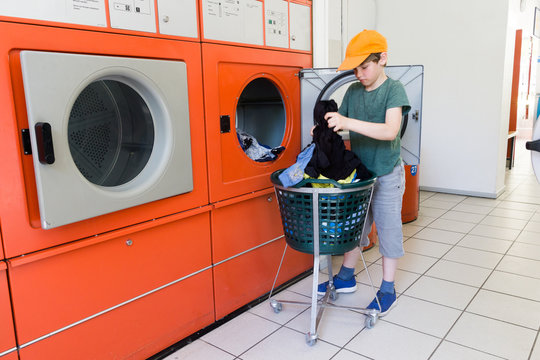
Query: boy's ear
380 52 388 65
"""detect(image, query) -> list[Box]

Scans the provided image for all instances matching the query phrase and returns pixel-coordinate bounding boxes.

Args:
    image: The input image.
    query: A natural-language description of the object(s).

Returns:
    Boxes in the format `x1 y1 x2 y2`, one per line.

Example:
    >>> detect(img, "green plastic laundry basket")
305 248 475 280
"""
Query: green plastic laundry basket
271 169 376 255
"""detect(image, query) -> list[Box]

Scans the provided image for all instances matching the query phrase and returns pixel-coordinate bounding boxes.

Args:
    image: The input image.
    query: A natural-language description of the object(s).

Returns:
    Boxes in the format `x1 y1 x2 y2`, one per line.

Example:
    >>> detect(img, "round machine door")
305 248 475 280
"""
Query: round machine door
235 77 286 162
20 51 193 229
526 119 540 182
68 80 155 187
300 66 423 166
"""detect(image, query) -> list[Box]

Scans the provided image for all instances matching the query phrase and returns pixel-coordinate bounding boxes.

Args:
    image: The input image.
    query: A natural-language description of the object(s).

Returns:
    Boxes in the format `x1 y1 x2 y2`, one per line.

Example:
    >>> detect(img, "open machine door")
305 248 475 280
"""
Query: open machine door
300 66 424 222
300 66 423 165
526 119 540 182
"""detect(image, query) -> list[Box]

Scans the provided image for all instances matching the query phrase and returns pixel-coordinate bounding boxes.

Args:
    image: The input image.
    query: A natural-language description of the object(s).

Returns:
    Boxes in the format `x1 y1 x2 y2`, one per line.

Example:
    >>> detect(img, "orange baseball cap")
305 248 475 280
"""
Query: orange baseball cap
337 30 388 71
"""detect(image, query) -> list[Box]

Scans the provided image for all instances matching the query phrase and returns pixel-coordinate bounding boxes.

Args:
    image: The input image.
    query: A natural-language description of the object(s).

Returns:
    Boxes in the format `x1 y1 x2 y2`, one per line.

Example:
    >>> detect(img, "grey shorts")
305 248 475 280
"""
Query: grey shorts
360 162 406 258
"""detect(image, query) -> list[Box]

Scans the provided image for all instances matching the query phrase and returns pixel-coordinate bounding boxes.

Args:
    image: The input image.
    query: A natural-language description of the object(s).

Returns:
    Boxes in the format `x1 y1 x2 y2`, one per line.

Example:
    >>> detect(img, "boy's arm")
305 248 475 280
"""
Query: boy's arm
324 106 402 141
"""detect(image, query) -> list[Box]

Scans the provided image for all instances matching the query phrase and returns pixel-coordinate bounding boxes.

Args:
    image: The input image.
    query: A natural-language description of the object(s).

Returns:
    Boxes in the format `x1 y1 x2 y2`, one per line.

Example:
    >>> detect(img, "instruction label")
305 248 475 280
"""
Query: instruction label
109 0 156 32
0 0 107 27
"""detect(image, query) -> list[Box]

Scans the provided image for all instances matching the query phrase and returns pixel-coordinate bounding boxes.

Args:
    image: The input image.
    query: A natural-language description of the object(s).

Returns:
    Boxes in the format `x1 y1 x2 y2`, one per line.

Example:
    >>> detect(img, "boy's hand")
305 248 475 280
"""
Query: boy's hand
324 112 347 132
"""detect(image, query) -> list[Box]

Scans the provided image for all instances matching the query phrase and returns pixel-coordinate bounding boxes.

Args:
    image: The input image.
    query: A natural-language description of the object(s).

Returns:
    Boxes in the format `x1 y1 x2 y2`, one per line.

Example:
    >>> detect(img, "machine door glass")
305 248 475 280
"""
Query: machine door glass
300 66 424 167
235 78 286 162
20 51 193 229
68 80 154 187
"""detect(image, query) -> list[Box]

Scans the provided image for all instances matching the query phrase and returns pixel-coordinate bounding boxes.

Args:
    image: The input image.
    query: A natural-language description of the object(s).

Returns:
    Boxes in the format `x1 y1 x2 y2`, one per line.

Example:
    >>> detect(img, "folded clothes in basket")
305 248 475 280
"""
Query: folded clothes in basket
303 169 359 188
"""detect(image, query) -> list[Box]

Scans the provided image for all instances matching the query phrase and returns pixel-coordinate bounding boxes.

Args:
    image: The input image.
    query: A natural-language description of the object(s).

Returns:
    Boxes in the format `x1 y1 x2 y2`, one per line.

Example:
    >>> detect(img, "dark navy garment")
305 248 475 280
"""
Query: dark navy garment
305 100 371 181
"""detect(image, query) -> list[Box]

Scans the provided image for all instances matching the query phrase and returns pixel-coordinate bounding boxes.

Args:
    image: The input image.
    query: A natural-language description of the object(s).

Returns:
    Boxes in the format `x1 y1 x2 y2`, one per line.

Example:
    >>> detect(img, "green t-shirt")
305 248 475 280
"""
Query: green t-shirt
338 77 411 177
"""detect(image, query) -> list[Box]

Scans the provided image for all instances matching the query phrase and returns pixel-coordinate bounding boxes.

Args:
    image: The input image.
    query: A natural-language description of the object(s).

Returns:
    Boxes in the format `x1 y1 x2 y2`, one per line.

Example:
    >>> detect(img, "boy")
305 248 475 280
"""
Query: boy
317 30 410 315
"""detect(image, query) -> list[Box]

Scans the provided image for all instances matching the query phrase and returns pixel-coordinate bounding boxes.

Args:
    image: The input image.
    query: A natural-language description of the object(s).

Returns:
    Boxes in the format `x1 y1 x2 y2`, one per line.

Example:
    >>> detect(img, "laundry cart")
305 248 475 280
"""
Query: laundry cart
268 169 380 346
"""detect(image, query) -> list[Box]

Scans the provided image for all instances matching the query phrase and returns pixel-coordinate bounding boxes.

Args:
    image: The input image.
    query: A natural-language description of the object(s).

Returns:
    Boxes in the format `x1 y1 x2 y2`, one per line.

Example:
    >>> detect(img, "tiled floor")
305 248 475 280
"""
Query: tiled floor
164 139 540 360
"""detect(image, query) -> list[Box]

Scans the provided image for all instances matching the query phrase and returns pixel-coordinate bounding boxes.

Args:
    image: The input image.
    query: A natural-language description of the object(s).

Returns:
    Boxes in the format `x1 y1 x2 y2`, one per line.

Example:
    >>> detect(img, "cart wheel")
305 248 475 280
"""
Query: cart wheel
306 332 317 346
270 300 282 313
364 314 377 329
329 289 338 301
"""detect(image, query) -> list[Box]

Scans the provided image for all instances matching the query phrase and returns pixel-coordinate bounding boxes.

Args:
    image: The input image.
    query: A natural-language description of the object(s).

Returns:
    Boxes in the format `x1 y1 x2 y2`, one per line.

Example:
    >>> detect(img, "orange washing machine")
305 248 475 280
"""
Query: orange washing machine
199 0 314 318
0 1 214 359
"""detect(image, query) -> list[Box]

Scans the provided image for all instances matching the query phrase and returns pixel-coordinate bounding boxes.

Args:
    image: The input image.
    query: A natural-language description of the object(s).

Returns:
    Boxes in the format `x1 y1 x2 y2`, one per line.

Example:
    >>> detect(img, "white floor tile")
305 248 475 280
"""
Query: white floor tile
466 289 540 330
393 252 439 274
496 201 539 212
507 242 540 261
443 246 503 269
440 210 486 223
452 203 494 215
489 207 534 221
286 307 366 347
345 321 440 360
419 191 436 201
524 221 540 233
250 290 311 324
163 340 235 360
427 218 476 233
201 312 281 356
402 223 424 237
404 275 477 310
531 212 540 222
496 255 540 279
504 193 540 205
531 336 540 360
420 199 456 210
240 327 339 360
404 238 452 258
407 215 437 227
446 312 536 360
425 260 491 287
480 215 528 230
384 295 461 337
331 349 371 360
418 206 447 218
461 197 501 207
430 193 467 203
286 274 318 298
413 227 466 245
483 271 540 302
431 340 513 360
515 230 540 245
469 224 520 241
457 234 513 254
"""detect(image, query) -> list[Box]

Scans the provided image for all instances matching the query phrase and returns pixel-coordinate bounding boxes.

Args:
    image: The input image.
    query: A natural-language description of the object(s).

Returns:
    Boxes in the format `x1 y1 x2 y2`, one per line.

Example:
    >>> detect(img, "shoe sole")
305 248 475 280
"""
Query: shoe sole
317 284 357 296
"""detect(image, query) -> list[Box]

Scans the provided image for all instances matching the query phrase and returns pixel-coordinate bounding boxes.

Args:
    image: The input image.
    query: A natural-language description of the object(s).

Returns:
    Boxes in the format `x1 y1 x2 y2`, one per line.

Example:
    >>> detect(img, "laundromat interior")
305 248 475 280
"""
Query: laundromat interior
1 0 540 359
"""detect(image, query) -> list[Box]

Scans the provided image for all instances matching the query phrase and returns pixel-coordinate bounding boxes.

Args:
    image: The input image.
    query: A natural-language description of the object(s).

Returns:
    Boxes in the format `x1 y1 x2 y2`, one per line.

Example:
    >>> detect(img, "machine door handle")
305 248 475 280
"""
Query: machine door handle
35 122 55 164
526 139 540 152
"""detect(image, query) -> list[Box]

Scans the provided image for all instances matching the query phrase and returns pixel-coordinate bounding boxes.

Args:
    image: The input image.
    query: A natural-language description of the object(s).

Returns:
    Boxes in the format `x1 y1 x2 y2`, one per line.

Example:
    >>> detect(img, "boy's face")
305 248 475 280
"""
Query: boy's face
353 53 387 89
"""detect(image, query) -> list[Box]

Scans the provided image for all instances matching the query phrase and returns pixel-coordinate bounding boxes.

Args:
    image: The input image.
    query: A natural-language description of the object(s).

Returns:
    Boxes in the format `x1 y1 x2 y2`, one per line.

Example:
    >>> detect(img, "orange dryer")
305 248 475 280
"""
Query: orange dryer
0 18 208 257
203 43 312 202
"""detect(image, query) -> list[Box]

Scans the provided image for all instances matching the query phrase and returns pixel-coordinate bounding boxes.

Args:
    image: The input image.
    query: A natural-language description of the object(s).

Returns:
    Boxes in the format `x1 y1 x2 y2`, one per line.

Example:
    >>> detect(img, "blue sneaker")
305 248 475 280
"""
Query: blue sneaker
317 276 357 295
366 290 397 315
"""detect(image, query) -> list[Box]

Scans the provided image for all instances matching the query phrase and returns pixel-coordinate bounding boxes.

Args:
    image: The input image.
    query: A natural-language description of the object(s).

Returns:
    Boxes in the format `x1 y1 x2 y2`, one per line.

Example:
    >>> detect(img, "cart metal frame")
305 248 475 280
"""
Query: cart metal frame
268 180 382 346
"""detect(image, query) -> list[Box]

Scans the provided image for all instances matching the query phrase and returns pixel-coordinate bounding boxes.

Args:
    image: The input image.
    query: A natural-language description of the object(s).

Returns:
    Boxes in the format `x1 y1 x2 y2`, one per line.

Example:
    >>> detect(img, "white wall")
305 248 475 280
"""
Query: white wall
325 0 540 197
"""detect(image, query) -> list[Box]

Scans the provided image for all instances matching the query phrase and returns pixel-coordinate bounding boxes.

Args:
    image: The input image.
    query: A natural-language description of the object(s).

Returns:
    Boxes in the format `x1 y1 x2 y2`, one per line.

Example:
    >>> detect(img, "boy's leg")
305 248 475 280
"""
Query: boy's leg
366 163 405 314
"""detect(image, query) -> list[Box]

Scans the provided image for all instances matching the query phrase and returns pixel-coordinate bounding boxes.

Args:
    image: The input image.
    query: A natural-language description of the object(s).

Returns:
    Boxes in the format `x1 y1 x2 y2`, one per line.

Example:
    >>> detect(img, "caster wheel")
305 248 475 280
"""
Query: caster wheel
364 314 377 329
270 300 282 313
306 332 317 346
329 290 338 301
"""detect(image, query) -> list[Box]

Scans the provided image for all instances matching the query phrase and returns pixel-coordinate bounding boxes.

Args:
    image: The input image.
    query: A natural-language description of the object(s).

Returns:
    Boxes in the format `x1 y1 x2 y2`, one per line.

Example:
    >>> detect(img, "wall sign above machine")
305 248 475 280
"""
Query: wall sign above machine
19 51 194 229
